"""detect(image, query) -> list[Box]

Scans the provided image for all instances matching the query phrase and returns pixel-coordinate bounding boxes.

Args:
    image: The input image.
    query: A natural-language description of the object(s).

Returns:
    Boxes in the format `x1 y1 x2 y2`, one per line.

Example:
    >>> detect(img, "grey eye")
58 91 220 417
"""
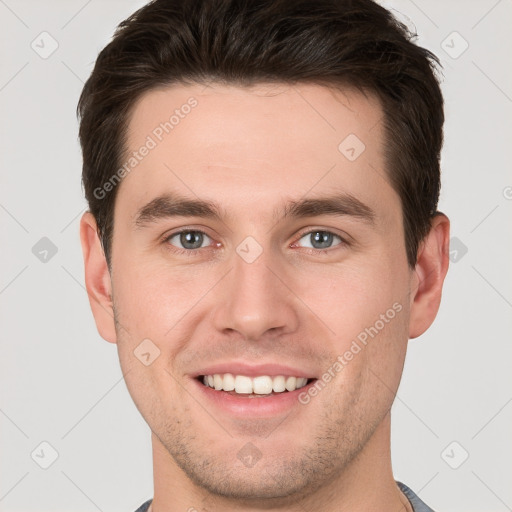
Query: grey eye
298 231 342 249
168 230 211 250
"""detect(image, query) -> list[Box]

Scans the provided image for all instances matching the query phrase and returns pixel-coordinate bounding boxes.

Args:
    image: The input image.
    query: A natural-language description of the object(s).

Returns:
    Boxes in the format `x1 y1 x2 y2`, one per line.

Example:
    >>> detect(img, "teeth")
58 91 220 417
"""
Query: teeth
272 375 286 392
285 376 296 391
223 373 235 391
200 373 311 394
252 376 273 394
213 374 223 390
235 375 253 394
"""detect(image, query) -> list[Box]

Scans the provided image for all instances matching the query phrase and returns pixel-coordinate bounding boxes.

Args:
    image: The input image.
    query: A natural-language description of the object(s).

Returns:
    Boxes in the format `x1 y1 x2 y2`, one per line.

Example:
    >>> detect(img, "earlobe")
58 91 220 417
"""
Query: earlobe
79 212 117 343
408 213 450 339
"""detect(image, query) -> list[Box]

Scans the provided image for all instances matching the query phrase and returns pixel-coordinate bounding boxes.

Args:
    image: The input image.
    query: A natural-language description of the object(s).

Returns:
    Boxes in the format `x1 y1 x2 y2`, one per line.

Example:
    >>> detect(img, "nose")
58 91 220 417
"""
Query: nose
211 246 300 341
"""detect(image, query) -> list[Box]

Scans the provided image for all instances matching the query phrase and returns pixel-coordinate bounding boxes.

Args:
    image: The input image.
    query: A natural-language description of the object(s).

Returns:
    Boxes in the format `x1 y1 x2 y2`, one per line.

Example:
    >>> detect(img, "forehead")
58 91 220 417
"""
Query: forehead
118 82 396 223
126 82 383 155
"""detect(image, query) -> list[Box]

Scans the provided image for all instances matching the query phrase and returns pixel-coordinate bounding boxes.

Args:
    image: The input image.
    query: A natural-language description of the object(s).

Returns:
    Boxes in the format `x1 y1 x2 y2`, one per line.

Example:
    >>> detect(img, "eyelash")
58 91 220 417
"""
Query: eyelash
162 228 349 256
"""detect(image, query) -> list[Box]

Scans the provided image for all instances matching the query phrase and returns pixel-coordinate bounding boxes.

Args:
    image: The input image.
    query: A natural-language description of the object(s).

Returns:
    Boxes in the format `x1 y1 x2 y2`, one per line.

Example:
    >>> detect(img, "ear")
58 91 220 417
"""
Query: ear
409 213 450 339
80 212 117 343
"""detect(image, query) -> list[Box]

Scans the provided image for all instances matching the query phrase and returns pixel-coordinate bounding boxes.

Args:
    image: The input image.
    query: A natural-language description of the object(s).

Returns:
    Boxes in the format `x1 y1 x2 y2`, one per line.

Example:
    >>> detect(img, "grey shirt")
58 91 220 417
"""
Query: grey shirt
134 481 435 511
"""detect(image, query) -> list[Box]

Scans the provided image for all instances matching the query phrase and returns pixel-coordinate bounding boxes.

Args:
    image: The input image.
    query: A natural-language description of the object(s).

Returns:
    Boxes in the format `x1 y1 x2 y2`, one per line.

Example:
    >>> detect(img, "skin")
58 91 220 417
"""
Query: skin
80 83 450 512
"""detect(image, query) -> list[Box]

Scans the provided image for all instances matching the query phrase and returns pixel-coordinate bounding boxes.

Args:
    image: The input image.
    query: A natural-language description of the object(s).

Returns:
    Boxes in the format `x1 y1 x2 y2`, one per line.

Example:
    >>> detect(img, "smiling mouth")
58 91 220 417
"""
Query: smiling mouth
196 374 317 397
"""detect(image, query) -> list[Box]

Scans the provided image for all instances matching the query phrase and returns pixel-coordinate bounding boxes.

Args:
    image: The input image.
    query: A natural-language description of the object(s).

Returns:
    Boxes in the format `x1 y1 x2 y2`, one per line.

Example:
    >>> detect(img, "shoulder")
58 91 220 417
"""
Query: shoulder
133 498 153 512
397 481 437 512
133 486 434 512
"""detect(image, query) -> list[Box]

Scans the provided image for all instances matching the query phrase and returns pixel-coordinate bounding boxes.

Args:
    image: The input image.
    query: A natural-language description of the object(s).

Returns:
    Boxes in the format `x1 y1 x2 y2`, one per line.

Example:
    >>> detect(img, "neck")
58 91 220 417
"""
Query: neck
149 412 411 512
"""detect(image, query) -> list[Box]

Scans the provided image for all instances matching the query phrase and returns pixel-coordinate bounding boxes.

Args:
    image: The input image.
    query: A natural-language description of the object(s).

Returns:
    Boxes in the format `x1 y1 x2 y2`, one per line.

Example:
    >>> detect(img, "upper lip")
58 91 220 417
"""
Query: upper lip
191 362 317 379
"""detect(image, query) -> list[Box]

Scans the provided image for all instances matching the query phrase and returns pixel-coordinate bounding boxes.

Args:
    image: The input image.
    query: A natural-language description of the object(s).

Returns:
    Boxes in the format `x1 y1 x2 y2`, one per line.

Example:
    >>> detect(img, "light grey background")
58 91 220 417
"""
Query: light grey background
1 0 511 511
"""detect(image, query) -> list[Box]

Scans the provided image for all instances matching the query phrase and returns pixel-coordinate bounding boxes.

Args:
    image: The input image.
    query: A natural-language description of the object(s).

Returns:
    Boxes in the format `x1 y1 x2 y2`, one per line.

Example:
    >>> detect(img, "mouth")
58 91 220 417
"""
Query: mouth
195 373 317 398
192 373 318 417
189 363 320 416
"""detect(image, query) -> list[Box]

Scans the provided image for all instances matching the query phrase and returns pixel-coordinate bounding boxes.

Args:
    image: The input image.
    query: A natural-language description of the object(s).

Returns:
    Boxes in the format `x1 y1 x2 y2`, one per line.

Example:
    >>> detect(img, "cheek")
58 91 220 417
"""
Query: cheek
111 254 216 337
293 255 409 348
327 299 409 425
294 254 410 403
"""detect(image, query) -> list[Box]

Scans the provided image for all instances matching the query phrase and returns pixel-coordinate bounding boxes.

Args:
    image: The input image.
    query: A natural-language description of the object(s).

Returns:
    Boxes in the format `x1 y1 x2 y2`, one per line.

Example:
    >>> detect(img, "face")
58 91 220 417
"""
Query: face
88 83 421 501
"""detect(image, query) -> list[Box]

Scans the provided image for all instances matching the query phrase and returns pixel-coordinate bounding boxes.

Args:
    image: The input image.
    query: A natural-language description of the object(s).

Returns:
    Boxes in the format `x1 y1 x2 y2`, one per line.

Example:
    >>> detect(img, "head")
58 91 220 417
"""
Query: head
79 0 449 505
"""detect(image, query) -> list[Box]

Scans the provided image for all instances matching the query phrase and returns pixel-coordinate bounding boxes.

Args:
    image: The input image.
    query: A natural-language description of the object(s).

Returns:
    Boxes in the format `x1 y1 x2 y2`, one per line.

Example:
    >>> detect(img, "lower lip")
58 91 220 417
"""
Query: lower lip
192 377 317 417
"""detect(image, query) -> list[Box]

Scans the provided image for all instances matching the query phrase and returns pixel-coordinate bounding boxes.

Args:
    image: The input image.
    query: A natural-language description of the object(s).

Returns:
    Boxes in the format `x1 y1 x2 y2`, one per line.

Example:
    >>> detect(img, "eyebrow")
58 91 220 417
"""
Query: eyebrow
135 194 225 227
134 192 375 228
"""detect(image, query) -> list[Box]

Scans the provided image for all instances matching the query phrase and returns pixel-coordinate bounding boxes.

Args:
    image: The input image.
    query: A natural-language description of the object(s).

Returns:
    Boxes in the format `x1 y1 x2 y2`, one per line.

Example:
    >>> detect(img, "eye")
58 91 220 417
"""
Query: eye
295 230 344 250
166 230 212 250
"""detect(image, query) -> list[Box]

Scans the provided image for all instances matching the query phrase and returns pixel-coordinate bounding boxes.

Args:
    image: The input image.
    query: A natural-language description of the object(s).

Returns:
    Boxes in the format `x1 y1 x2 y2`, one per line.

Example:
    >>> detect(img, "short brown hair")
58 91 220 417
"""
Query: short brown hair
77 0 444 267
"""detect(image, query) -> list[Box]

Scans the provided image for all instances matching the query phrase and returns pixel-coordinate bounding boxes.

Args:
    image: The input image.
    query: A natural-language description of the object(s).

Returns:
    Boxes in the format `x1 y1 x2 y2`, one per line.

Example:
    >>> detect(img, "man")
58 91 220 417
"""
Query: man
78 0 450 510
